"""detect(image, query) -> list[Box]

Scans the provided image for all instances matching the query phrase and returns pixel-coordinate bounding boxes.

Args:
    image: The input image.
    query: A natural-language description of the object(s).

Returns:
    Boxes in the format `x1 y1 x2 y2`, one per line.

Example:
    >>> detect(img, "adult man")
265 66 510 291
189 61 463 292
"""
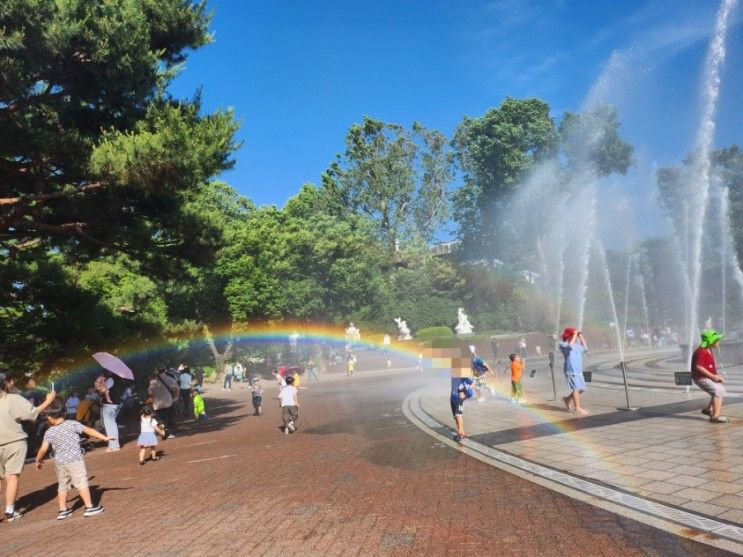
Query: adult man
692 329 728 423
148 369 179 438
0 373 56 521
558 327 589 416
177 365 193 417
223 362 233 390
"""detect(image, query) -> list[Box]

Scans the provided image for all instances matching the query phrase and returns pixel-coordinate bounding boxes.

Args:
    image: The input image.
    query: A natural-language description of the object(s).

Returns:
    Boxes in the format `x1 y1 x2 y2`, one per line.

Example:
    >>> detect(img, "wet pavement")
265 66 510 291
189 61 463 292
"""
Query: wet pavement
0 370 733 556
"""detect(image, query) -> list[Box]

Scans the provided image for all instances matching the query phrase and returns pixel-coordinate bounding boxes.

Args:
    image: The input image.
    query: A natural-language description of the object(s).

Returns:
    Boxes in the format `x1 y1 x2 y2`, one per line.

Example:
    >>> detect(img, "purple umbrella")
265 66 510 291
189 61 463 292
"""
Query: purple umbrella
92 352 134 380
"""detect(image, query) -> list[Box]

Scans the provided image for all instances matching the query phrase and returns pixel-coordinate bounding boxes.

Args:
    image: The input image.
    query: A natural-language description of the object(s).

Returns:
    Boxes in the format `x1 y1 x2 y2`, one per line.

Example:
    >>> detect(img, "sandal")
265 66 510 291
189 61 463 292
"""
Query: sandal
701 408 712 416
139 460 146 466
710 416 730 423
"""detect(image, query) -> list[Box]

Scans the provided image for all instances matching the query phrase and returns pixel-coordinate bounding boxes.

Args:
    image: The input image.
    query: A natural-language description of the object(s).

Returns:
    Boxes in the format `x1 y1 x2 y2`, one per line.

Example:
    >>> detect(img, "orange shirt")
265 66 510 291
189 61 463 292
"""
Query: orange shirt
511 360 523 382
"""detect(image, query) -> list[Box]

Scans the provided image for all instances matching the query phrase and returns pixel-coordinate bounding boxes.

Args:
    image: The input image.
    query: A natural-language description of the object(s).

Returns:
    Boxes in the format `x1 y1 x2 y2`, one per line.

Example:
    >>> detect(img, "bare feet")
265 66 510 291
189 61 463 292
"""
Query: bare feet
575 408 589 416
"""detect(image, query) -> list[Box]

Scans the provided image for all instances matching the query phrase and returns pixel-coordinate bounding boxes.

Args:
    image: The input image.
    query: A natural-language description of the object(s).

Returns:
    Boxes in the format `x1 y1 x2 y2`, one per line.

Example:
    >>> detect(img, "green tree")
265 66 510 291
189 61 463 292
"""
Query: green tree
324 117 453 251
0 1 238 372
451 97 559 255
559 104 633 177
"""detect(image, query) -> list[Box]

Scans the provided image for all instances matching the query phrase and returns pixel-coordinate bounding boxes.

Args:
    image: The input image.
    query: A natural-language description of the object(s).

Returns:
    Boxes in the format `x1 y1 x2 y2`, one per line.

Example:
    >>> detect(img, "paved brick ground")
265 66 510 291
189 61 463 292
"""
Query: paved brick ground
0 371 730 556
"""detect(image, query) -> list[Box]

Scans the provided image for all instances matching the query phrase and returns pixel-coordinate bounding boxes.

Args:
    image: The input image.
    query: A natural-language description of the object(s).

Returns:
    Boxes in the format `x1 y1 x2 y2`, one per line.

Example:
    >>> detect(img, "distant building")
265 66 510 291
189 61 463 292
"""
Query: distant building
431 240 460 256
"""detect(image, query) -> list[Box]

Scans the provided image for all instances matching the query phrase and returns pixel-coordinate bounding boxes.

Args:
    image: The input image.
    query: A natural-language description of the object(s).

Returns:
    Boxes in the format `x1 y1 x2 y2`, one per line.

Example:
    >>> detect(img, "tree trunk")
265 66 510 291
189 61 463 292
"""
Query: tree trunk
204 324 233 380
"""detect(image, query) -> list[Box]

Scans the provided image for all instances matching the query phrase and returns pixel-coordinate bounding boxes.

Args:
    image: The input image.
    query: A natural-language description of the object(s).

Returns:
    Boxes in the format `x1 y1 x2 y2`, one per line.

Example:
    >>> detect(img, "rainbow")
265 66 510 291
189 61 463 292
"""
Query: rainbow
46 322 424 382
43 322 633 489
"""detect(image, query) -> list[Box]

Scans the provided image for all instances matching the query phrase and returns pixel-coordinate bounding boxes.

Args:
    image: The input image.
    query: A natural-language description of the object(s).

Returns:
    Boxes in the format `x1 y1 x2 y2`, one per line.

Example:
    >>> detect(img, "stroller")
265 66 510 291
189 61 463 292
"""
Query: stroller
75 400 102 452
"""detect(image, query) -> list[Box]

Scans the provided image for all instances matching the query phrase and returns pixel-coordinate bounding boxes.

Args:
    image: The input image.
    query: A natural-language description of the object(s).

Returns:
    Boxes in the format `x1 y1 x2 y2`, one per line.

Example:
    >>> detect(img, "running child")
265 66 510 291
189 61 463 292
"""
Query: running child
251 379 263 416
279 375 299 434
471 349 492 402
35 400 109 519
137 405 164 464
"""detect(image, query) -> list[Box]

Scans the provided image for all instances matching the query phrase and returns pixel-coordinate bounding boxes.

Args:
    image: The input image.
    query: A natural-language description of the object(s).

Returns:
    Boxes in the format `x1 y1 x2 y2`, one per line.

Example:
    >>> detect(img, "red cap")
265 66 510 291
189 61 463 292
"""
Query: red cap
562 327 577 341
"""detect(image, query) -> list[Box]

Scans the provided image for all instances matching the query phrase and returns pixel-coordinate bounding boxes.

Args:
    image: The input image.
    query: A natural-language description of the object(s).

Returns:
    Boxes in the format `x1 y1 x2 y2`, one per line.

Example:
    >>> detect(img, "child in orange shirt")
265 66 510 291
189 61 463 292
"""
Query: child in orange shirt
509 353 525 404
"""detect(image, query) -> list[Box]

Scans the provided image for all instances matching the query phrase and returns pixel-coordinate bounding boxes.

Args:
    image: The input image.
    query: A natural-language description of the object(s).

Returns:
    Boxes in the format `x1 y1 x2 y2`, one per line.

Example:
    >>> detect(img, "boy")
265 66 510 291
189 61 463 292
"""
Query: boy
451 376 474 441
692 329 728 423
509 353 525 404
471 351 492 402
251 379 263 416
35 400 110 519
279 375 299 434
192 388 207 422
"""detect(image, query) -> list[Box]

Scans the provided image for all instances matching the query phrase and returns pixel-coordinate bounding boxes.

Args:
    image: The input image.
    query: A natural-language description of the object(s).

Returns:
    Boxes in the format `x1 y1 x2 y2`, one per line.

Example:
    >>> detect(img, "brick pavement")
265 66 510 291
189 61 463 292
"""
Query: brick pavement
0 372 731 556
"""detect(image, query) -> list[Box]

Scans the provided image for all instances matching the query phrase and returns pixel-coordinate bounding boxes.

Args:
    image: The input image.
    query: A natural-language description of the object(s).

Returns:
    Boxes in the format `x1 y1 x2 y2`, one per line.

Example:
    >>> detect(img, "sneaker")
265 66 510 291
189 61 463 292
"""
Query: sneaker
517 398 527 404
139 460 146 466
4 510 22 522
287 421 296 433
476 397 486 403
284 427 289 435
510 398 517 404
710 416 730 423
166 434 176 439
701 408 712 416
83 505 104 517
57 508 74 520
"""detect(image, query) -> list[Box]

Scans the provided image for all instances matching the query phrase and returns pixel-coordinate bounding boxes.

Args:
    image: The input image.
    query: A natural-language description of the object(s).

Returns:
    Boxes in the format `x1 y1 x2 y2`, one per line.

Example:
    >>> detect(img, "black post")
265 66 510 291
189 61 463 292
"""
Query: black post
617 360 639 411
548 351 557 400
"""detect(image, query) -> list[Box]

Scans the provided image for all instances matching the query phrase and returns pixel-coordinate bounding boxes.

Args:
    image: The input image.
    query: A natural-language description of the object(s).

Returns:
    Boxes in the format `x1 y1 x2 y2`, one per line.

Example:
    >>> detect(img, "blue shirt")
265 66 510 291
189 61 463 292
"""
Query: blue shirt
450 377 474 403
558 341 585 374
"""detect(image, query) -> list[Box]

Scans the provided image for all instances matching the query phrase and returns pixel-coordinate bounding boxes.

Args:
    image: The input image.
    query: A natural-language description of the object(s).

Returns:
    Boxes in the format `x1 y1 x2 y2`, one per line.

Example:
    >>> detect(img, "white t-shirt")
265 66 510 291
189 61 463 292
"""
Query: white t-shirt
140 416 159 434
279 385 297 407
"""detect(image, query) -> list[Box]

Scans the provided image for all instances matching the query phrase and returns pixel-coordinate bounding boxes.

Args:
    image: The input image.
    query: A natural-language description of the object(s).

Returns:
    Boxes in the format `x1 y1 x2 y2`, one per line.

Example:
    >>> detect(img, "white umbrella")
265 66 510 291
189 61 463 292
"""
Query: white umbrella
92 352 134 380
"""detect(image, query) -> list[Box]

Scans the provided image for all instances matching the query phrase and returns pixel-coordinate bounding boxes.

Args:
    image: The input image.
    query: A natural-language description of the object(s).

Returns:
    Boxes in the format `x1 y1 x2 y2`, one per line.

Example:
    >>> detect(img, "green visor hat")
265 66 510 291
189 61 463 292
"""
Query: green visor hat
700 329 725 348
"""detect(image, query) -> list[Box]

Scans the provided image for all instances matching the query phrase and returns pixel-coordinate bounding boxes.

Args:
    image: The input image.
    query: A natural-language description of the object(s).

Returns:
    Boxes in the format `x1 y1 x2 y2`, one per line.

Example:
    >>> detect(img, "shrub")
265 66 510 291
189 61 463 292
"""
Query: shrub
416 326 454 343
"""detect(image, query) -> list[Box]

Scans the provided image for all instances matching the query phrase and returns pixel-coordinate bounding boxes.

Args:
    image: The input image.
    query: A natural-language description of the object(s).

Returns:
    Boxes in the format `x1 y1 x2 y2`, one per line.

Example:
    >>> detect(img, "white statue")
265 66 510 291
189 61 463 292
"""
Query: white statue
345 322 361 343
289 332 300 350
394 317 412 341
455 307 474 335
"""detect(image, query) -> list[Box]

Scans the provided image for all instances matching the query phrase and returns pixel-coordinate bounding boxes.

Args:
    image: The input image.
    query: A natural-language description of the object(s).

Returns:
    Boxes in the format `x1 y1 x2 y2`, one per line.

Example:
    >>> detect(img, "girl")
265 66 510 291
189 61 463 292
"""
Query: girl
137 405 164 465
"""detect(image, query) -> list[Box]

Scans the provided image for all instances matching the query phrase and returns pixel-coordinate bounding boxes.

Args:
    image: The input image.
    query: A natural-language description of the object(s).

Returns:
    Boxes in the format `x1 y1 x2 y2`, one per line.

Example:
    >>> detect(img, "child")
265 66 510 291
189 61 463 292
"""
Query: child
451 376 475 442
347 353 356 377
509 353 525 404
192 389 207 422
251 379 263 416
137 405 165 464
279 375 299 434
35 400 109 519
471 352 492 402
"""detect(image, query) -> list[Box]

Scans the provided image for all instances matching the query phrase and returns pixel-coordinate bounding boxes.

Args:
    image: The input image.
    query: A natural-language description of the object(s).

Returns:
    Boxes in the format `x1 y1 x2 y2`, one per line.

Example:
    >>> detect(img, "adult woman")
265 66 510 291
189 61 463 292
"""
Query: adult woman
0 372 55 521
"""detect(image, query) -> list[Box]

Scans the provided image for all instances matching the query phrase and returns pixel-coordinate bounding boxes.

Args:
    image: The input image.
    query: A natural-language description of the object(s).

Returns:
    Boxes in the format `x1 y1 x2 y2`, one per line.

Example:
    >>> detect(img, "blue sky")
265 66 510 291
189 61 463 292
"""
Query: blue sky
170 0 743 209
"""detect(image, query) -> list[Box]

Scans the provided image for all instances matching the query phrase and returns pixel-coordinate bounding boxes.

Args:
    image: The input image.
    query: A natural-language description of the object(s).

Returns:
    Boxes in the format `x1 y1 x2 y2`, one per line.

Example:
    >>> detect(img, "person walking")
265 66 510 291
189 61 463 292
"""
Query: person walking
147 369 179 439
136 405 164 465
223 362 233 391
559 327 589 415
0 373 56 521
177 365 193 417
692 329 729 423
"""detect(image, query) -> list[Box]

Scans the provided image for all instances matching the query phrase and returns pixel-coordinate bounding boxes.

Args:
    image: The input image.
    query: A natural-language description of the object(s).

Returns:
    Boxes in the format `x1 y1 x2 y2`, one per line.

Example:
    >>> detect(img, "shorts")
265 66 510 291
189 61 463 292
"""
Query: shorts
0 440 28 477
566 372 586 392
55 460 89 492
450 400 464 416
252 396 262 408
694 378 726 398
